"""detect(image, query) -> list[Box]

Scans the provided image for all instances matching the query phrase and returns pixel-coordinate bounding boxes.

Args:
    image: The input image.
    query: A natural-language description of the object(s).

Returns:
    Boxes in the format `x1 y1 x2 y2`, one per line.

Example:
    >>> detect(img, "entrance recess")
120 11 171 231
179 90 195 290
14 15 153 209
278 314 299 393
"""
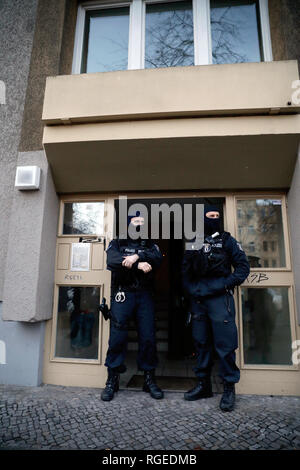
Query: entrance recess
114 196 225 392
43 192 300 396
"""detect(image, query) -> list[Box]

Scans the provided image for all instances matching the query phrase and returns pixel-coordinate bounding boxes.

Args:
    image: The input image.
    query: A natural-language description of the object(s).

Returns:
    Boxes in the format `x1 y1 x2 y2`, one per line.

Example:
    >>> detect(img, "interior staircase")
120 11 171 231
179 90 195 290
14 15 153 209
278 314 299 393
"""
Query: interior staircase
127 295 169 352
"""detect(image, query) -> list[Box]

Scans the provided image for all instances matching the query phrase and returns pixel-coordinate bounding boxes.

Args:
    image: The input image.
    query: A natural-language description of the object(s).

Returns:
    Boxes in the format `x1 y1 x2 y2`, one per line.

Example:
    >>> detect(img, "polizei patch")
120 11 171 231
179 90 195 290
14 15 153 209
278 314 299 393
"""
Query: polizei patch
203 243 211 253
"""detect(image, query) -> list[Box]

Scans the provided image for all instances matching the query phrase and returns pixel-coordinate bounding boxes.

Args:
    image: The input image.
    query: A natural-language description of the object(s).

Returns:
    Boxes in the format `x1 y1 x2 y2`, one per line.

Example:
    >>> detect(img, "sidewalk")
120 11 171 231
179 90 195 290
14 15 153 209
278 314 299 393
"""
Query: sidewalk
0 384 299 450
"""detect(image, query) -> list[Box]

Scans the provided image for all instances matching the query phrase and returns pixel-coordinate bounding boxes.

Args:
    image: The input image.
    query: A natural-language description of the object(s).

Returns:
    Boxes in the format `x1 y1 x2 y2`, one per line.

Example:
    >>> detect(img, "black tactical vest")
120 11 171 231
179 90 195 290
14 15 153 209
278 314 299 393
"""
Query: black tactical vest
112 239 155 291
198 232 232 278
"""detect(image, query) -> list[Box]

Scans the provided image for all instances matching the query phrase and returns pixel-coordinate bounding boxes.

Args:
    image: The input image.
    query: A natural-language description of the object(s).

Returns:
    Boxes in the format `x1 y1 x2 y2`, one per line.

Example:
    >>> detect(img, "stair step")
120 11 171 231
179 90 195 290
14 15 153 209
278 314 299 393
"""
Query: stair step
128 320 168 330
155 311 168 320
156 320 168 329
128 341 168 352
128 329 168 340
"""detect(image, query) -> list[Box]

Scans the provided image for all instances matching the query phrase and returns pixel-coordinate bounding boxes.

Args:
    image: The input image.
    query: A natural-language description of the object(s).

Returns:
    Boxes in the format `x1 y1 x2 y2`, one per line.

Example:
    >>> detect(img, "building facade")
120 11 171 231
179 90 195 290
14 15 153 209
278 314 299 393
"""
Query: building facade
0 0 300 395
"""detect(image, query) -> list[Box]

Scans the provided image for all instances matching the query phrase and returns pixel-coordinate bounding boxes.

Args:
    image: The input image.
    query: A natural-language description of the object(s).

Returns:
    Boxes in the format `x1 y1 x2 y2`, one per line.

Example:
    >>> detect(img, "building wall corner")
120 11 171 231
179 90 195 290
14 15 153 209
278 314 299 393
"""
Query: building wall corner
287 142 300 325
2 150 59 322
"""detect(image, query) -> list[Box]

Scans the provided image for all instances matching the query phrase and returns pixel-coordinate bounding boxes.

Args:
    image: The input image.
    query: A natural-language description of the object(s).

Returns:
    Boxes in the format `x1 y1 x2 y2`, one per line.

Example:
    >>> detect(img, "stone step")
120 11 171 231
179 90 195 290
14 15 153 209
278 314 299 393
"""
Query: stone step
156 319 168 329
128 319 168 331
128 329 168 341
128 341 168 352
155 311 168 320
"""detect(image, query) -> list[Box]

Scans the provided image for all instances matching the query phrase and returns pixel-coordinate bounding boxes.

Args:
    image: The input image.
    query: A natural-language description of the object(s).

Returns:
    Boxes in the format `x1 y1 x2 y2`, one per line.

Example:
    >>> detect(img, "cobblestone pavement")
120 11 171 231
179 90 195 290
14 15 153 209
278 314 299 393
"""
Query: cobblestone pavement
0 384 299 450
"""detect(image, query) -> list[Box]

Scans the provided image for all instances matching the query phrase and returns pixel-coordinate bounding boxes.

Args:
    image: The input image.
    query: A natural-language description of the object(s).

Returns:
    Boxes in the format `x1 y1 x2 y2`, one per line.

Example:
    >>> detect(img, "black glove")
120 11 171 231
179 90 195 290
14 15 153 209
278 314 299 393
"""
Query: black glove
98 297 111 321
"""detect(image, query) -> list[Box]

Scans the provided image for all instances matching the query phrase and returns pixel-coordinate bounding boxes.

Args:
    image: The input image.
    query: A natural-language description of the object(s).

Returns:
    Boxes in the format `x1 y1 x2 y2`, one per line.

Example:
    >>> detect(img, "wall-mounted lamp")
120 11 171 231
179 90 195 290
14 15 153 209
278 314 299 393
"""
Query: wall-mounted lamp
15 166 41 190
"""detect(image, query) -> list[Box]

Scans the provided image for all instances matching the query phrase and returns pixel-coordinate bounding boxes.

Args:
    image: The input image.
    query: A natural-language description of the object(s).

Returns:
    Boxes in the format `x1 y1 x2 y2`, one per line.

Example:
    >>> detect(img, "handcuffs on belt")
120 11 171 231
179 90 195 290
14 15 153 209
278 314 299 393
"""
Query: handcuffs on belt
115 287 126 303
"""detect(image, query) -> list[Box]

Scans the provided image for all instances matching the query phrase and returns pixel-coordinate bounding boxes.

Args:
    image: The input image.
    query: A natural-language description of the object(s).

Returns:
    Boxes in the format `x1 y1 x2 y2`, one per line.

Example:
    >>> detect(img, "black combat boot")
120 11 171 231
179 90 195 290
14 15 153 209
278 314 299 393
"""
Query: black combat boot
184 377 213 401
219 381 235 412
101 368 120 401
143 370 164 399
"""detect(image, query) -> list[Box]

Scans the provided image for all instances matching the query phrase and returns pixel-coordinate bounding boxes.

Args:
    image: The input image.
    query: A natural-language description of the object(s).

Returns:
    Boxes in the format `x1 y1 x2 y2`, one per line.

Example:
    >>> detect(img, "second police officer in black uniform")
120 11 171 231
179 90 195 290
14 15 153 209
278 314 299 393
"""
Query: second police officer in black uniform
182 205 250 411
101 211 164 402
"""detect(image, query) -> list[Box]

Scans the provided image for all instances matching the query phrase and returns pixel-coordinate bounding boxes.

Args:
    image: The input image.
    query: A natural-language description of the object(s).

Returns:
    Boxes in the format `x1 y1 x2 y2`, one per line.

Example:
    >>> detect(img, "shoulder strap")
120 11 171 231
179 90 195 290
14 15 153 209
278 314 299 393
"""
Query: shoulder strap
116 238 126 249
221 231 231 241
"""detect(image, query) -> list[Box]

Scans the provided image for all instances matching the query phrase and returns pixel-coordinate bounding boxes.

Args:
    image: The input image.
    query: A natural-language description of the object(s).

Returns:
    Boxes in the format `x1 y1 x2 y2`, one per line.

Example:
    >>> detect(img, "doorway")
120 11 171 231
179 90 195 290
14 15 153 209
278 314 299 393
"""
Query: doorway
43 191 299 395
114 196 225 392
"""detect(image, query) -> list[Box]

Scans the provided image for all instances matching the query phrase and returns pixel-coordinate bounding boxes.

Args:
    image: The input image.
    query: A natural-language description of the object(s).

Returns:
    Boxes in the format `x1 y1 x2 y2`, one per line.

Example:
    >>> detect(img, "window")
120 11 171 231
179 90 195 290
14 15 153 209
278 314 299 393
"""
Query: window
145 1 194 69
248 241 255 253
235 194 296 369
81 7 130 72
210 0 262 64
55 286 100 360
236 199 286 268
72 0 272 73
63 202 105 235
241 287 293 365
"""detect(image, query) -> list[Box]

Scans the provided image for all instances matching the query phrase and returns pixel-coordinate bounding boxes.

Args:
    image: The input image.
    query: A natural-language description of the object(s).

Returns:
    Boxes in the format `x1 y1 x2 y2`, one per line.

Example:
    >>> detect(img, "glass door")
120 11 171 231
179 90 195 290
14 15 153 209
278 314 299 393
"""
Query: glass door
234 196 298 370
43 197 115 388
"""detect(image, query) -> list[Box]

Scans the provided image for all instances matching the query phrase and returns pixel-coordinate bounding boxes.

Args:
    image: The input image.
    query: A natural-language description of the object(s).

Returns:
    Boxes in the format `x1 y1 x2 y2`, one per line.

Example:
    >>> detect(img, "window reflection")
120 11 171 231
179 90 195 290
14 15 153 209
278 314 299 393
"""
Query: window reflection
210 0 262 64
55 286 100 359
63 202 104 235
81 8 129 73
236 199 286 268
242 287 292 365
145 1 194 69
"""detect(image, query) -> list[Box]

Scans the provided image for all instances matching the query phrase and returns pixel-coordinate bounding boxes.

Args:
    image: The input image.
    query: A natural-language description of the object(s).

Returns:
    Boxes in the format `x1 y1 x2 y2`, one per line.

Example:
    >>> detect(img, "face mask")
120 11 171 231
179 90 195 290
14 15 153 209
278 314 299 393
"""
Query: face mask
128 221 143 240
204 216 221 236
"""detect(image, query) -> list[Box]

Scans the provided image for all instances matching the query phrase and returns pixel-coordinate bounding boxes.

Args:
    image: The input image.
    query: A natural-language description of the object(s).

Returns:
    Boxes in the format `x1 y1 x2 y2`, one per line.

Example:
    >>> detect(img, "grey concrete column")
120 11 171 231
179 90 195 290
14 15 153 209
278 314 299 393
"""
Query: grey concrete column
287 143 300 325
0 0 39 300
0 303 45 386
2 150 59 322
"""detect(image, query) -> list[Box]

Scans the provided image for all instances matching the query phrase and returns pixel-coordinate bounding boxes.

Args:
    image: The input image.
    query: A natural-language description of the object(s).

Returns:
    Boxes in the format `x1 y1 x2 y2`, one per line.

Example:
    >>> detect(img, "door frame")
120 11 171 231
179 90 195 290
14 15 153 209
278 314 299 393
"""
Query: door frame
43 189 300 395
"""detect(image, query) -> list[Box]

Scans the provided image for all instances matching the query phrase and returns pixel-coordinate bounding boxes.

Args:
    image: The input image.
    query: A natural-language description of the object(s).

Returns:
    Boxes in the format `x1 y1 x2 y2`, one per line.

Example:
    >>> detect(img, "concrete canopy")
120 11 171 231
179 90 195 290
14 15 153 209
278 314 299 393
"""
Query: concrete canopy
43 115 300 193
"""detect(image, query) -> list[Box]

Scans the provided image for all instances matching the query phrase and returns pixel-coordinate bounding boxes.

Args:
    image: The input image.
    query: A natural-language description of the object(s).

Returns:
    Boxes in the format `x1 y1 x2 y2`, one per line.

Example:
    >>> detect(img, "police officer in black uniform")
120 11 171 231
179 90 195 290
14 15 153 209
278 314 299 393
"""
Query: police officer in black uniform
182 205 250 411
101 212 164 401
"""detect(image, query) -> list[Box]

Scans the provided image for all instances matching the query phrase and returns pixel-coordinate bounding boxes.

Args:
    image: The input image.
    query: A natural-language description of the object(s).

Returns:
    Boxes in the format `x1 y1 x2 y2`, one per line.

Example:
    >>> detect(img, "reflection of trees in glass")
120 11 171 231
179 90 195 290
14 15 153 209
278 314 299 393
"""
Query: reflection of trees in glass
64 203 104 235
210 2 261 64
72 203 103 234
145 2 194 69
237 200 284 267
211 6 247 63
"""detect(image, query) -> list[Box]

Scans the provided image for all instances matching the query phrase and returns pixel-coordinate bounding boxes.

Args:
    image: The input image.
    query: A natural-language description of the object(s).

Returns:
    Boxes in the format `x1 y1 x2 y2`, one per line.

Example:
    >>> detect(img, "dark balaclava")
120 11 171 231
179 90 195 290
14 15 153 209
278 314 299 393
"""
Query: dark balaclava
127 210 142 240
204 204 221 236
